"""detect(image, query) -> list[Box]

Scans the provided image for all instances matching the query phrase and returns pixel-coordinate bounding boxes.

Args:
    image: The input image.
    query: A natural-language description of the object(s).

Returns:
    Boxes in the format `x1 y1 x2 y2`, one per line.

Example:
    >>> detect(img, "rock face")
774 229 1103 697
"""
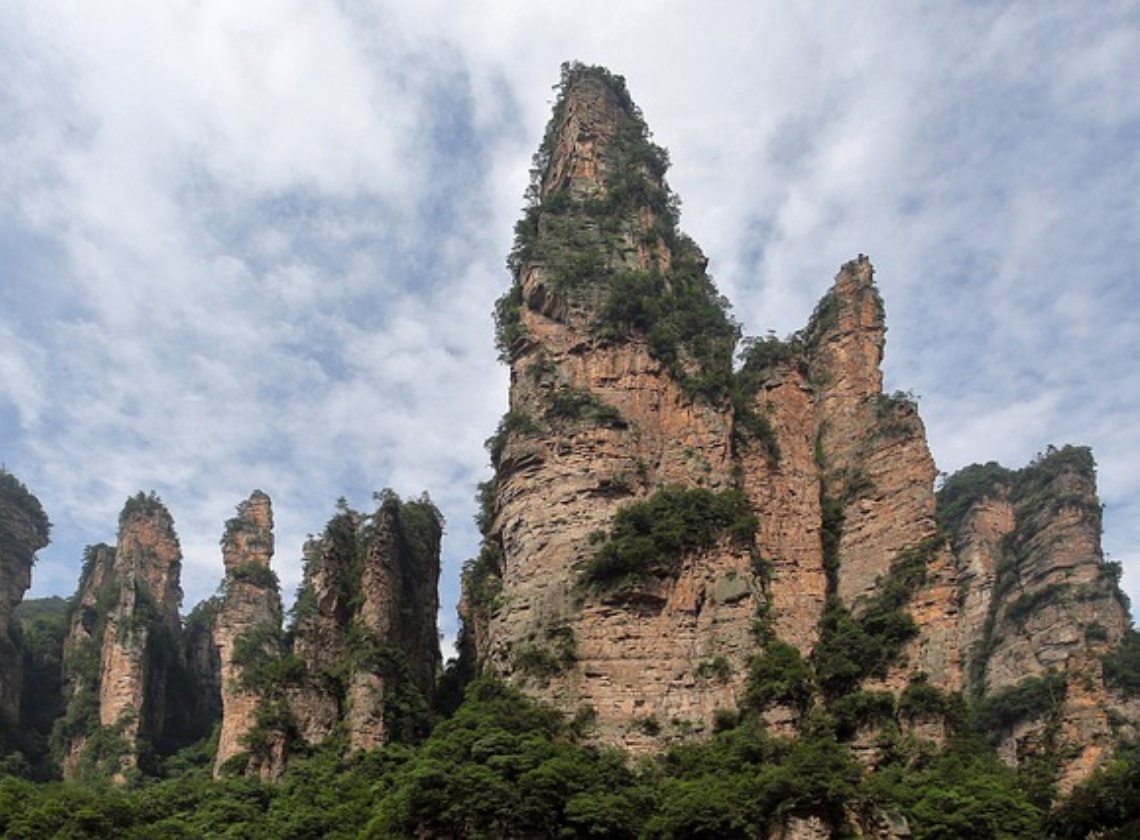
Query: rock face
290 494 442 754
58 493 184 781
0 470 50 741
475 65 751 748
466 62 1136 790
212 491 282 778
208 492 443 779
53 489 442 781
470 64 946 751
938 449 1130 790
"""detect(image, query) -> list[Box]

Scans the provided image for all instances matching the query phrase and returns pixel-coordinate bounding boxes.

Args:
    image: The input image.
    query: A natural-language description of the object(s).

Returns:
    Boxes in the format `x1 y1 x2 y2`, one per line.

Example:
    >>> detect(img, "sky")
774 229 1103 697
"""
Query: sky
3 2 1139 650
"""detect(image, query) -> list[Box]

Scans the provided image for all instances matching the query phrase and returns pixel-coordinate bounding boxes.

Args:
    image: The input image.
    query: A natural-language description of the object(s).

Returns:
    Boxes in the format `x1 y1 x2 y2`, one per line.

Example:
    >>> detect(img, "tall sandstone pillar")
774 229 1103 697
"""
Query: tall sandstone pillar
213 491 282 778
0 471 50 740
59 493 184 781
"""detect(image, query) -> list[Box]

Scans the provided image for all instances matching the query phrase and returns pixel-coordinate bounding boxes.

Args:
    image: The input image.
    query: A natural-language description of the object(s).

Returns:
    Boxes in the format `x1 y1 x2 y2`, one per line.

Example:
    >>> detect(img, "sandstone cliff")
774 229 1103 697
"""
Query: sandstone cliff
208 491 443 779
212 490 282 778
470 64 951 752
289 493 442 754
938 448 1130 790
0 470 50 742
58 493 184 781
466 63 1137 799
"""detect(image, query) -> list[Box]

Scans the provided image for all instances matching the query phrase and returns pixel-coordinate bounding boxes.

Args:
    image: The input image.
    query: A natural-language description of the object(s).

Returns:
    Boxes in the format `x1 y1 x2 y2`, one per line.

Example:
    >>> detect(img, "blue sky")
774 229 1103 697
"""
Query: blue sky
3 2 1138 650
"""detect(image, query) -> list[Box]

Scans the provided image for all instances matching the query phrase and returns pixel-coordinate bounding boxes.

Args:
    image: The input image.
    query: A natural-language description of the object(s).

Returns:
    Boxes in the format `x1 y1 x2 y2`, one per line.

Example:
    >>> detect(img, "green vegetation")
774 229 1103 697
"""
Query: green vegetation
694 655 733 684
579 486 757 592
1045 745 1140 839
974 673 1067 738
1004 583 1065 628
804 288 842 346
119 490 174 534
727 337 791 466
937 446 1099 542
939 446 1111 693
544 387 627 429
0 660 1106 838
589 267 739 400
461 544 503 616
1102 629 1140 695
229 562 279 590
495 62 739 399
737 333 799 373
283 491 442 749
898 673 962 724
813 539 938 701
0 468 51 567
514 625 577 684
873 390 922 438
484 409 542 468
935 461 1015 537
746 639 815 715
493 282 526 363
8 597 69 779
506 63 674 282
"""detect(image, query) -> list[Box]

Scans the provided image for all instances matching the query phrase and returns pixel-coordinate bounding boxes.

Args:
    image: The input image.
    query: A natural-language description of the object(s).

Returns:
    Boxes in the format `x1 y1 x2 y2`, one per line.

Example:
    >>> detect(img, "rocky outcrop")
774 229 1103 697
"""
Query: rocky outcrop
58 493 184 781
477 64 754 749
288 493 442 756
939 447 1130 789
45 484 443 782
473 64 958 750
468 63 1137 794
0 470 50 741
57 543 116 777
213 491 282 778
345 496 442 749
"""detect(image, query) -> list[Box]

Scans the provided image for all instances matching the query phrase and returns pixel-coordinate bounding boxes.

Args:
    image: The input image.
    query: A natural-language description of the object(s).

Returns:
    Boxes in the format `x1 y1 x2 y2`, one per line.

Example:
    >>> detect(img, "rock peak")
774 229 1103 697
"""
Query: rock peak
539 63 650 200
221 489 274 572
0 470 49 741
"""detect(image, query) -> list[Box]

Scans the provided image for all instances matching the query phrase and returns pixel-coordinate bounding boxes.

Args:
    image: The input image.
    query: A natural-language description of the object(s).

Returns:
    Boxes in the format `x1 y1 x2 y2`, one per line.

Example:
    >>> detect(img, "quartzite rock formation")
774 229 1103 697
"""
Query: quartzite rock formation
59 493 184 780
207 491 443 779
289 493 442 754
52 488 444 782
939 450 1132 791
0 470 50 741
212 490 282 777
464 63 1135 791
3 65 1136 831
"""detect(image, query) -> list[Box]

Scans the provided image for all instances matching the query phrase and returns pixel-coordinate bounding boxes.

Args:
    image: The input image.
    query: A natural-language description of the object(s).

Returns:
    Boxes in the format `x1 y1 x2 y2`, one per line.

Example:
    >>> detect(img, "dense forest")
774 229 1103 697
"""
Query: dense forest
2 659 1140 838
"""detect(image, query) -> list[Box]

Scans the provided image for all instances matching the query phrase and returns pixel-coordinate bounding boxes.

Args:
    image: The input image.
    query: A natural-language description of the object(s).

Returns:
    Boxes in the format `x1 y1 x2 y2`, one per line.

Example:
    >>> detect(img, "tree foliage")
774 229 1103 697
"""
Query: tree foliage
580 486 757 592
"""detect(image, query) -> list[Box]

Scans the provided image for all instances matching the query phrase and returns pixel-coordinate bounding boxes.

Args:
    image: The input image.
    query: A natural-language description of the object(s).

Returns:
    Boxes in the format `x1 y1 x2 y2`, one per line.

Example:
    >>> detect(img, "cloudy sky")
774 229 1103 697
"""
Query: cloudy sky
3 2 1139 646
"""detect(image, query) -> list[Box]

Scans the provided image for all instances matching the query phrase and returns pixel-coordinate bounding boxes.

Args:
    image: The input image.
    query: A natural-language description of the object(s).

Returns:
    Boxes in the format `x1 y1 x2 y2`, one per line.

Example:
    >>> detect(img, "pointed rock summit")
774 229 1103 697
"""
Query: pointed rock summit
58 493 184 780
464 63 1136 787
213 490 283 778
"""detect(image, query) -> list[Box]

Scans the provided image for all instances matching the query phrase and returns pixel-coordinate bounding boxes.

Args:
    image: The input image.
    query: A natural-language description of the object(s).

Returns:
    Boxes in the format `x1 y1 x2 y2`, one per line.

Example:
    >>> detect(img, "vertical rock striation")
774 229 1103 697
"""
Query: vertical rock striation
467 62 1137 793
287 493 442 758
471 64 956 750
939 448 1130 788
213 491 282 778
58 493 184 781
100 493 183 780
0 470 50 742
477 64 752 749
57 543 115 776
